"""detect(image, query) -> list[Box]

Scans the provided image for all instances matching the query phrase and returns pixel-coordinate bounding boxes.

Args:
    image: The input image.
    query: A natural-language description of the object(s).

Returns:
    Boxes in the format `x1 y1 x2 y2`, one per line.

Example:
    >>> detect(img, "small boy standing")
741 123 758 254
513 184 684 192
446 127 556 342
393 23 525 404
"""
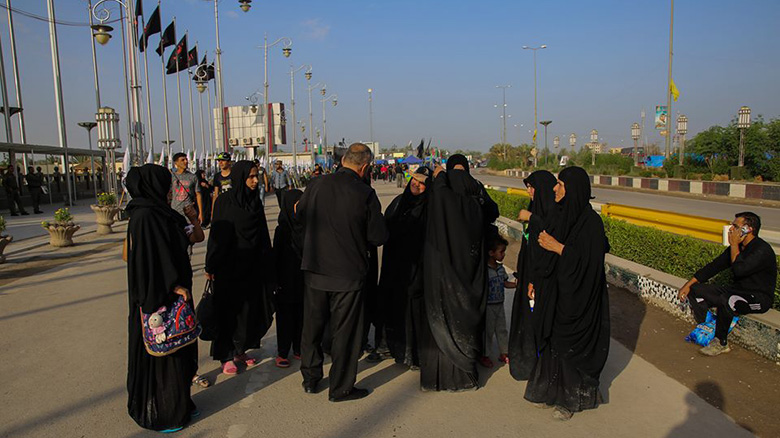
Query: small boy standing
481 235 517 368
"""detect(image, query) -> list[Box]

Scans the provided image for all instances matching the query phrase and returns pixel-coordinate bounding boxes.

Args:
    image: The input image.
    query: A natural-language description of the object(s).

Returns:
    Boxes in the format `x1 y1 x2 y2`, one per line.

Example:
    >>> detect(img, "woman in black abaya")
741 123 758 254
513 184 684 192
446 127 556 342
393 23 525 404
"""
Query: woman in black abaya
125 164 202 432
205 161 275 375
508 170 558 381
379 167 431 368
273 189 305 367
420 155 499 391
524 166 610 421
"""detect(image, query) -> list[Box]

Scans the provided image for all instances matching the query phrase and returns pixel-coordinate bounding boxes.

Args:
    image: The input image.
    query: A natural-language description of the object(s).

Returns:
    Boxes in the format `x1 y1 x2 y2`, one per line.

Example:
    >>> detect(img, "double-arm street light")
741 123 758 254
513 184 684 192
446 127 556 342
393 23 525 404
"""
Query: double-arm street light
321 93 338 152
540 120 552 165
553 136 560 166
261 34 292 165
737 106 751 168
631 122 641 167
522 45 547 154
496 85 511 146
289 64 312 170
676 115 688 166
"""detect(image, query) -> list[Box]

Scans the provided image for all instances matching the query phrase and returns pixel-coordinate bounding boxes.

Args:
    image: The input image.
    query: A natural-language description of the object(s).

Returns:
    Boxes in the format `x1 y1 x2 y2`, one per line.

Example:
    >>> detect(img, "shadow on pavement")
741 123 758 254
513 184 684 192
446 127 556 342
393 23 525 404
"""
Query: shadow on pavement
600 285 647 403
0 289 125 322
666 381 754 437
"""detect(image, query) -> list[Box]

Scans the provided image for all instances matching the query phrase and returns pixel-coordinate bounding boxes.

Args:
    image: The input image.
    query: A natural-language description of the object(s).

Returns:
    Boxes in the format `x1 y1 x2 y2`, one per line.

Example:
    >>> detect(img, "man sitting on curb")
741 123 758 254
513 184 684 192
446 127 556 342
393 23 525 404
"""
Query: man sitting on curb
678 212 777 356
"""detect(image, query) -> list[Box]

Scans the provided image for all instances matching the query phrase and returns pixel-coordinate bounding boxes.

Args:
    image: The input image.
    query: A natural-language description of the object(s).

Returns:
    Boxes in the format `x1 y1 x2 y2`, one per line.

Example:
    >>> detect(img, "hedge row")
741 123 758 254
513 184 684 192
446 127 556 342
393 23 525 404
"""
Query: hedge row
487 190 780 310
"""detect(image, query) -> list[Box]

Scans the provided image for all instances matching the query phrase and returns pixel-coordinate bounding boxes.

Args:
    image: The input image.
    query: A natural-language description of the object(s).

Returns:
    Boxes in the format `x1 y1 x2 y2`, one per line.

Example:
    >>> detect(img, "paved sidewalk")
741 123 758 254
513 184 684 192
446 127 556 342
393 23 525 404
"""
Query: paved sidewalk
0 182 756 438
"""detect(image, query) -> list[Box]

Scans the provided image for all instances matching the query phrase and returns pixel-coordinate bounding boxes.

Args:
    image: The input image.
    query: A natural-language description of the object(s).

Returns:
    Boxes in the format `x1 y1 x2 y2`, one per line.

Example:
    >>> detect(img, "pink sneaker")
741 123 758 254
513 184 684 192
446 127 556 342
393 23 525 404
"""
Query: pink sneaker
234 353 258 367
498 353 509 364
222 360 238 375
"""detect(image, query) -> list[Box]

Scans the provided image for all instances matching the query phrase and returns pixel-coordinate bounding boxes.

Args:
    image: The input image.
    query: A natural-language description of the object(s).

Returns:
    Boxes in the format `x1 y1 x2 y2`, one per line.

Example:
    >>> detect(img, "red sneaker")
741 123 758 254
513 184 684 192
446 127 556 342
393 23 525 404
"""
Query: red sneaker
498 353 509 364
234 353 258 367
275 356 291 368
479 356 494 368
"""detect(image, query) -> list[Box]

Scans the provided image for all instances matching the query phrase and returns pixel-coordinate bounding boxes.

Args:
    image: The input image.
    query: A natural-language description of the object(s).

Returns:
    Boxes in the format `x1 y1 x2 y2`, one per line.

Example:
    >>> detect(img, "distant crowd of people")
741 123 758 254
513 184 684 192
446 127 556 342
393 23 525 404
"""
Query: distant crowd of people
121 143 775 433
2 164 108 216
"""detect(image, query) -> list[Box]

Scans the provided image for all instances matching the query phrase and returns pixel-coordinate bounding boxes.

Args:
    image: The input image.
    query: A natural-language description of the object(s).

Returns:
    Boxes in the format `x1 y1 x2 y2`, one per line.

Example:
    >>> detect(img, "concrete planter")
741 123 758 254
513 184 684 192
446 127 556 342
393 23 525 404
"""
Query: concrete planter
47 224 80 247
0 235 11 263
91 205 119 234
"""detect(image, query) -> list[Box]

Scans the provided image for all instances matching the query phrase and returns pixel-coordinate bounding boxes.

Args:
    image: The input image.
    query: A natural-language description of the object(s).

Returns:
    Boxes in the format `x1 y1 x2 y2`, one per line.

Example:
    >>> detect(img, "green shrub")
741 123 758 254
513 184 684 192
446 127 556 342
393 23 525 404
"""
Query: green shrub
490 190 780 309
97 192 117 207
486 189 530 221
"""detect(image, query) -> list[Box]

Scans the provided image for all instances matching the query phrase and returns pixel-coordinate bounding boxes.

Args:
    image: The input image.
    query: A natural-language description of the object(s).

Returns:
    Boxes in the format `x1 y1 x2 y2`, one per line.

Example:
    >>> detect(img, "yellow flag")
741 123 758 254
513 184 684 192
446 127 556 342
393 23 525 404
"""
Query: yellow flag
670 79 680 102
533 129 537 143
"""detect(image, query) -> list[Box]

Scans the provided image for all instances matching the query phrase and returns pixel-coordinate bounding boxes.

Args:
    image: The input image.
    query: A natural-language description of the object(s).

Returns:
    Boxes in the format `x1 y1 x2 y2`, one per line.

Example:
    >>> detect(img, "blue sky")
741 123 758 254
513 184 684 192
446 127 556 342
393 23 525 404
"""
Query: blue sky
2 0 780 154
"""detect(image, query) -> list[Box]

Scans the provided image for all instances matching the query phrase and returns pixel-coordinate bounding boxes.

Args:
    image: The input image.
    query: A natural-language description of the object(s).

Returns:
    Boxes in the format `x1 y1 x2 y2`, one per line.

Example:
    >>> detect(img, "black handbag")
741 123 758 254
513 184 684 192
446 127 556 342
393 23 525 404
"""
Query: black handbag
196 280 218 341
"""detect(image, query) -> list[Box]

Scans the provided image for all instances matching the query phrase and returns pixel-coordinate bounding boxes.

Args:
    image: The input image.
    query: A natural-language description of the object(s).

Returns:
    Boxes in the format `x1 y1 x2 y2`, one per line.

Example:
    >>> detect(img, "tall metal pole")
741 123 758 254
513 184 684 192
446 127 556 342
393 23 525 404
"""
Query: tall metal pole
78 123 98 199
118 7 135 166
289 65 309 170
198 81 206 163
307 82 323 165
0 32 13 152
368 88 374 144
46 0 72 206
665 0 674 158
263 34 269 165
321 97 326 150
87 0 101 110
6 0 26 145
125 0 145 163
139 8 154 154
174 20 184 153
207 76 214 158
213 0 227 153
533 50 538 155
158 35 171 164
186 43 197 159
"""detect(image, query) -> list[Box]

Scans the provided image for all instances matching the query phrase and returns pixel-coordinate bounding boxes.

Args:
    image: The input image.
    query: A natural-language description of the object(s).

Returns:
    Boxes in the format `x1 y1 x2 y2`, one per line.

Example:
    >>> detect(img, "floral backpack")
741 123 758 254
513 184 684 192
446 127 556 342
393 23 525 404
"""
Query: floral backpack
141 295 201 356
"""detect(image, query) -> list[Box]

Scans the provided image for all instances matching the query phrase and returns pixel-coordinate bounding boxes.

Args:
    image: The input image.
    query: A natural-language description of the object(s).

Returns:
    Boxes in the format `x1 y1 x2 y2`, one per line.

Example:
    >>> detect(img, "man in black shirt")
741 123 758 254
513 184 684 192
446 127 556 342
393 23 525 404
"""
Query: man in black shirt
679 212 777 356
25 166 44 214
297 143 389 402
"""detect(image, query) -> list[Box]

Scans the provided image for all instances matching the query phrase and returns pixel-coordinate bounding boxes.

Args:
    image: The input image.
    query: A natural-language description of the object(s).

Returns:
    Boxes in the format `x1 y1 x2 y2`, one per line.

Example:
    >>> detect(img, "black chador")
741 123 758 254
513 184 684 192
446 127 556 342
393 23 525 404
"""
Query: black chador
125 164 197 431
205 161 275 364
420 155 499 391
524 166 611 416
509 170 559 380
379 170 430 367
273 189 305 360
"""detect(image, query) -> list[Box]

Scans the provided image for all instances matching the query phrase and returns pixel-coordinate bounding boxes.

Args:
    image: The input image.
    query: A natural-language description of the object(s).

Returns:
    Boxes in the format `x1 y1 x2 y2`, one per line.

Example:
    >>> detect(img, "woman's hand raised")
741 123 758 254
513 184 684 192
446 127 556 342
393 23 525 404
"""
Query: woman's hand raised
538 231 564 255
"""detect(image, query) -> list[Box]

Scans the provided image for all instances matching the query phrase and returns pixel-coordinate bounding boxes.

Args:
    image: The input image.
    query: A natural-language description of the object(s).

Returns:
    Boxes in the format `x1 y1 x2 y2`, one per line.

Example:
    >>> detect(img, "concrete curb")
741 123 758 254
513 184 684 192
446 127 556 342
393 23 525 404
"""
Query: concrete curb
496 216 780 363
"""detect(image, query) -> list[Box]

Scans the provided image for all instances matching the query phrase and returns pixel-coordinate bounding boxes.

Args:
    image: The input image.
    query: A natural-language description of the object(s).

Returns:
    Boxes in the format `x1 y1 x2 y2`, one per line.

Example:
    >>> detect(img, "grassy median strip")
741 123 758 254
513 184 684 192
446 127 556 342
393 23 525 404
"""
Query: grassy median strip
486 189 780 310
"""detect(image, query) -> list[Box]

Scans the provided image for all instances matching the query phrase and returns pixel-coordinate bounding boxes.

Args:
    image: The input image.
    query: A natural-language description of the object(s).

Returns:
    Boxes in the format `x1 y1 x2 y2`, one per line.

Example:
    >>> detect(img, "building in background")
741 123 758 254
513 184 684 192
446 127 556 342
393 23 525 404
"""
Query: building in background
213 103 287 159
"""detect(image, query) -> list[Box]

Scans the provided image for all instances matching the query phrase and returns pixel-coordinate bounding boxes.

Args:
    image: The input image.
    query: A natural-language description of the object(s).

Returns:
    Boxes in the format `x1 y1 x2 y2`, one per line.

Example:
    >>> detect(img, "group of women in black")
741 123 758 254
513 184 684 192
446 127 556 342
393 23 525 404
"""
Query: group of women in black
124 157 610 432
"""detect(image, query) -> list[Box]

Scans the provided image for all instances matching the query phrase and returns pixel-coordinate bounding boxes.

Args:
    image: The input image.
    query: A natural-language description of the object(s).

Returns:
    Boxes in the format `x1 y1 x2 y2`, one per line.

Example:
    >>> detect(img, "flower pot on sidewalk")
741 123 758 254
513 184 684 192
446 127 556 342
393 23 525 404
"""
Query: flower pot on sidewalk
41 208 80 248
46 224 81 247
0 235 12 264
91 205 119 234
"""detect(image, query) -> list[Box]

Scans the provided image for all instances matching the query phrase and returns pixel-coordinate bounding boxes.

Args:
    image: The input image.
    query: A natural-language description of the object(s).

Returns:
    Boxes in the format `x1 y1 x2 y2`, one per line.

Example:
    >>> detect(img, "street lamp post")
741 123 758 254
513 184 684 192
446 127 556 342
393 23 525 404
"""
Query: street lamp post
540 120 552 165
262 34 292 166
321 93 337 152
676 115 688 166
289 64 311 170
738 106 751 168
368 88 374 145
77 121 98 199
590 129 598 167
307 82 325 163
522 45 547 155
496 84 510 146
631 122 641 167
553 136 560 166
91 0 145 165
569 133 576 161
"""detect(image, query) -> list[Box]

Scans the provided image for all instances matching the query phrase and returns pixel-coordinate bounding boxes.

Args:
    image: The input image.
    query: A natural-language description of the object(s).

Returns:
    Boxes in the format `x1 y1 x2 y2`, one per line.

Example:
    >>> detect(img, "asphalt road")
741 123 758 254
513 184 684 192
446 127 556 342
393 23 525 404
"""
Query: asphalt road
475 172 780 230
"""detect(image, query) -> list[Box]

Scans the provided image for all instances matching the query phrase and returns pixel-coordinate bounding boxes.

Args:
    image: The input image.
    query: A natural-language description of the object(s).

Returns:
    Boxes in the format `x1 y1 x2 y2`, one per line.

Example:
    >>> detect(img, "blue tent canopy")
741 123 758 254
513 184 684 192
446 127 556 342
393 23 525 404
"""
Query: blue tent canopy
644 155 665 168
402 155 423 164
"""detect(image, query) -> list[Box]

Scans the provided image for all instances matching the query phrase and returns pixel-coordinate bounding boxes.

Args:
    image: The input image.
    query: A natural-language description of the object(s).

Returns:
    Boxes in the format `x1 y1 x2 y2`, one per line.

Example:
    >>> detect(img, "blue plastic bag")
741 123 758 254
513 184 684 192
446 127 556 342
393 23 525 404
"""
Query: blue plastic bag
684 311 739 346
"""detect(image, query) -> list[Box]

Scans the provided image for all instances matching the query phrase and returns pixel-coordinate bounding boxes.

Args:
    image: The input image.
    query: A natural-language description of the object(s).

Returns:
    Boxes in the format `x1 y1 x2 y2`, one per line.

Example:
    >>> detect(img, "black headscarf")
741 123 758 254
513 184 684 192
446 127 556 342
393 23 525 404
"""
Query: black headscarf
278 189 304 257
227 160 262 213
523 170 559 277
125 164 185 229
555 166 592 242
446 154 470 173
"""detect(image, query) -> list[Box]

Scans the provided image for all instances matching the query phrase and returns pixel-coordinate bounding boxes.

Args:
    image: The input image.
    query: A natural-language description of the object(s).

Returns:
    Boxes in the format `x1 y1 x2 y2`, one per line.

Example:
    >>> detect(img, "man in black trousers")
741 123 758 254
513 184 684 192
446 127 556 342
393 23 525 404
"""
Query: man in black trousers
25 166 44 214
679 212 777 356
297 143 388 402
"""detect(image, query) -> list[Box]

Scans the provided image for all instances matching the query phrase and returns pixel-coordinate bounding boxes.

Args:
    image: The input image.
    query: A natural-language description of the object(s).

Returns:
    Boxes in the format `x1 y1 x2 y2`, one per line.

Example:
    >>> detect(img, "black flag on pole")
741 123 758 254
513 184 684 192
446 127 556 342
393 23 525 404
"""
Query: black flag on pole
138 6 160 52
207 62 215 81
134 0 143 27
155 21 175 56
187 46 199 69
166 35 188 74
416 138 425 159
